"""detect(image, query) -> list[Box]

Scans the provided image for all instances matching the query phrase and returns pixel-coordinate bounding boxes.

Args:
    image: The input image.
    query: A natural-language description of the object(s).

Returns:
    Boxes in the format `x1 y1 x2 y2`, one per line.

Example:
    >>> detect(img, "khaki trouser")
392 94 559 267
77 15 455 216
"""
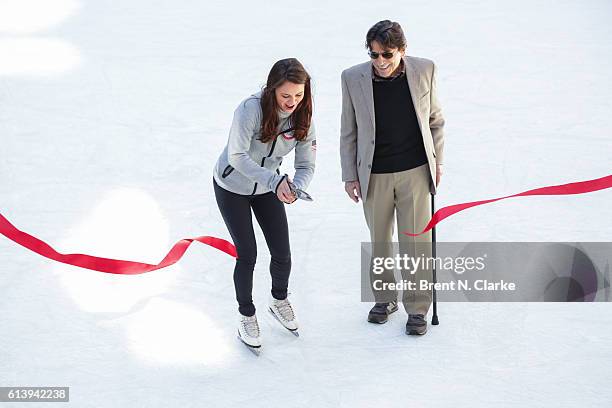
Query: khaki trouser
363 163 433 315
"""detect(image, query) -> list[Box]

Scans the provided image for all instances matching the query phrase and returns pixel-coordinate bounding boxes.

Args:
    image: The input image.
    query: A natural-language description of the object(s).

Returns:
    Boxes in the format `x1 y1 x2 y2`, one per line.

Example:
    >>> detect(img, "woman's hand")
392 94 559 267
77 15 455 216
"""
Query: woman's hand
277 177 297 204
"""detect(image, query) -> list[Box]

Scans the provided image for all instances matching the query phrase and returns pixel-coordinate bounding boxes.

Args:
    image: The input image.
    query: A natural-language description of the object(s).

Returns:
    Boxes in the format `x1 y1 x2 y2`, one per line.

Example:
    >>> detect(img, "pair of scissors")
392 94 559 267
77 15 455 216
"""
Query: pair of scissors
288 181 313 202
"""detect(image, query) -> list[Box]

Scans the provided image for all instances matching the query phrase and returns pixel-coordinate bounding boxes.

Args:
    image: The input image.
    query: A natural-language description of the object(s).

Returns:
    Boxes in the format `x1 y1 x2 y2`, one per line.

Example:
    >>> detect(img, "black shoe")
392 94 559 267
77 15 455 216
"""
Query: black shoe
367 301 398 324
406 314 427 335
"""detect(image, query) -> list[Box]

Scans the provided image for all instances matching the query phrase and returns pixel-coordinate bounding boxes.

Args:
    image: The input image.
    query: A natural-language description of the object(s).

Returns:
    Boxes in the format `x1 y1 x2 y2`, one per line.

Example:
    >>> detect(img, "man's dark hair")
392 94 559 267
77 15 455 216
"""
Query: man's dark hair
365 20 407 51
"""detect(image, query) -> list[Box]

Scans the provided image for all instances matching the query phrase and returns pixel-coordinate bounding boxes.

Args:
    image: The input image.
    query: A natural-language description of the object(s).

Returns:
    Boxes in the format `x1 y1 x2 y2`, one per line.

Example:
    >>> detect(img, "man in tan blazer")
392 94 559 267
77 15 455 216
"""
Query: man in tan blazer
340 20 445 335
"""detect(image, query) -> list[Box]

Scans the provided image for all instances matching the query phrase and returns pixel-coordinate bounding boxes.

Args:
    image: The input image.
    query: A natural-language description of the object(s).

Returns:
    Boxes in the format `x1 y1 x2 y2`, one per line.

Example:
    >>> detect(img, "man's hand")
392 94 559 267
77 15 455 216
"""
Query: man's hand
436 164 443 187
277 177 297 204
344 180 362 203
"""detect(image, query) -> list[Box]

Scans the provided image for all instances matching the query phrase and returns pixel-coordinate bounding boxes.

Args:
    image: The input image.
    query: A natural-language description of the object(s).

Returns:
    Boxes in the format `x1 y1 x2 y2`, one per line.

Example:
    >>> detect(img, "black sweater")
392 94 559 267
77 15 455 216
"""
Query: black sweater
371 77 428 173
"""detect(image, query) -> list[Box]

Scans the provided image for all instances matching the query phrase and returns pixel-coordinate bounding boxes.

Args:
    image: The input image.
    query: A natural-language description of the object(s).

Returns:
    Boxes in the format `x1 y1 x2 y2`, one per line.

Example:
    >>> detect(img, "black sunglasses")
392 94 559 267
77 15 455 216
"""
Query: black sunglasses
368 50 396 60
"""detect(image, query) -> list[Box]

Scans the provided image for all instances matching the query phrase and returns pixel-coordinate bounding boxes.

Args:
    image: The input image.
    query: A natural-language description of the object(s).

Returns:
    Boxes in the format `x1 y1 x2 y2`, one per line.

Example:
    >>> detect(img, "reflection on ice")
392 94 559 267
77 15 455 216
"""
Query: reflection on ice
114 298 231 366
0 0 80 34
0 37 80 76
53 188 175 313
0 0 80 76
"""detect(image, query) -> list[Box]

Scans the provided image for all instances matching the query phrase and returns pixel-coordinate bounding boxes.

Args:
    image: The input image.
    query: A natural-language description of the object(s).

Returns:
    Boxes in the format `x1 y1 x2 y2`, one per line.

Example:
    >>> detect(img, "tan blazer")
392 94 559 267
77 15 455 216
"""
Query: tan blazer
340 56 445 201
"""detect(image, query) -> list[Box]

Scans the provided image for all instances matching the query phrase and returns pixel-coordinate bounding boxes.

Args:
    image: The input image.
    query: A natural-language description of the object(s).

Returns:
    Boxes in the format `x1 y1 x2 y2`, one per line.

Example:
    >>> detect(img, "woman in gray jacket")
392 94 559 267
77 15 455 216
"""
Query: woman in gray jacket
212 58 316 352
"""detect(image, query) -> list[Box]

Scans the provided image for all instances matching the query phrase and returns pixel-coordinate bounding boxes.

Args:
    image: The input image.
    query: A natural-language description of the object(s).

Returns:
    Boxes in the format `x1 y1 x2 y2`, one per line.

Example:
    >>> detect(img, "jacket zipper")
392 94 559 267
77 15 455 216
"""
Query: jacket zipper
251 127 295 195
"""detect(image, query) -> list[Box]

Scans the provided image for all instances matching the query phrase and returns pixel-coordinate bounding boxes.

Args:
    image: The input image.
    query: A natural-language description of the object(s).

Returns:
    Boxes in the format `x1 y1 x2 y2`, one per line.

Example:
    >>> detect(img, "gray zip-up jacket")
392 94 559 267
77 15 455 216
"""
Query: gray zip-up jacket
213 91 316 196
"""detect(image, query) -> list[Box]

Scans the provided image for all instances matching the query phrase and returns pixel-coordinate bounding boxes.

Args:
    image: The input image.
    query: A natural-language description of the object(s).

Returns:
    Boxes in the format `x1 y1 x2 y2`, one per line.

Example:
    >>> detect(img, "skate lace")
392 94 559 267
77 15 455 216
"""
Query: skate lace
275 299 295 322
242 317 260 338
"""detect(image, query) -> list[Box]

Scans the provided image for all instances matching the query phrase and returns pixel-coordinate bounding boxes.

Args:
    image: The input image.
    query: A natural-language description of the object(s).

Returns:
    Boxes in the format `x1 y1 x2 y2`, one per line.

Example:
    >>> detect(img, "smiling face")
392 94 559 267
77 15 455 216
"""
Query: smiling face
370 40 405 78
275 80 305 114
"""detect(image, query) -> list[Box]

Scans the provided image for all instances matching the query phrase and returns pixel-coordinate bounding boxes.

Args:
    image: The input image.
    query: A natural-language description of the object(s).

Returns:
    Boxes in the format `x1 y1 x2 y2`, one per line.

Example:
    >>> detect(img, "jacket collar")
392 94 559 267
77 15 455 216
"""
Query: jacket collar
358 56 425 131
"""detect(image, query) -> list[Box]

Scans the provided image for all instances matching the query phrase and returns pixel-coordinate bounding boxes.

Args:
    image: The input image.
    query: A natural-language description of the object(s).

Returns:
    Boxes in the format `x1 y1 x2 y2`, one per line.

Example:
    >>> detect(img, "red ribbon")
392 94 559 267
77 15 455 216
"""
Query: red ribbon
404 174 612 236
0 213 237 275
1 174 610 274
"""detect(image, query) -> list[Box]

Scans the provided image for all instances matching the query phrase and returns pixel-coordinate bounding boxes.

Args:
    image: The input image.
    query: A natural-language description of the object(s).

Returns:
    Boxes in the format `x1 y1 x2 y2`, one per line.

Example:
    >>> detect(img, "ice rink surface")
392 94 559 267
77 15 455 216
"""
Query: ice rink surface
1 0 611 406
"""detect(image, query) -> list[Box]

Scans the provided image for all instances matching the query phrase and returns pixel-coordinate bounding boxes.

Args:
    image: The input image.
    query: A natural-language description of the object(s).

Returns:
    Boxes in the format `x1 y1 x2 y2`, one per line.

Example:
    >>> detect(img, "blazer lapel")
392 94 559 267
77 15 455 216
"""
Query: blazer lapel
404 56 425 133
359 64 376 130
357 58 425 132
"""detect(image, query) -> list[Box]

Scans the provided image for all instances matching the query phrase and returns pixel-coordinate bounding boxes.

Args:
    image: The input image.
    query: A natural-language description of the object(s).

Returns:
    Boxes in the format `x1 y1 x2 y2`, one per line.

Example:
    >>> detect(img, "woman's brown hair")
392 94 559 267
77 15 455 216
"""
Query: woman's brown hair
260 58 312 143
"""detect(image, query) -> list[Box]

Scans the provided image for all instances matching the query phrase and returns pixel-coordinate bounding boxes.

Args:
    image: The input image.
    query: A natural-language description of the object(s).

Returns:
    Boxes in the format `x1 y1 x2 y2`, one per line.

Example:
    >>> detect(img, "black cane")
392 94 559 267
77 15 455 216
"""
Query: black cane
431 193 439 325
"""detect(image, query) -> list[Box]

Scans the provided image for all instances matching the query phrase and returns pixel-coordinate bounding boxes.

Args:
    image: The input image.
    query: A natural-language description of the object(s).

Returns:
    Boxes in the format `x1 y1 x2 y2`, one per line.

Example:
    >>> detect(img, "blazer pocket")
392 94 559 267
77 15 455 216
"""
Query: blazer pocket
419 90 430 101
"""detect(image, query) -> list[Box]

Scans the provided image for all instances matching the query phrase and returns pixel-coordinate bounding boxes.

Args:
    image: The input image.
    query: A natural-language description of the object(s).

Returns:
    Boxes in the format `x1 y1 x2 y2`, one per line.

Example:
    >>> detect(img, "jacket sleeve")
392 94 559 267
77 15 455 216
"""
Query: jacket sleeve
292 121 316 191
429 62 445 165
339 70 359 182
227 105 284 192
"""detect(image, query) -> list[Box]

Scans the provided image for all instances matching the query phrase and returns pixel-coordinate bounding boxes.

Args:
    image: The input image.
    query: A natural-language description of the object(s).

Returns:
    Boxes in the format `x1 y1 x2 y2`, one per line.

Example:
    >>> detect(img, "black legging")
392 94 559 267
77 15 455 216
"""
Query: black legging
213 179 291 316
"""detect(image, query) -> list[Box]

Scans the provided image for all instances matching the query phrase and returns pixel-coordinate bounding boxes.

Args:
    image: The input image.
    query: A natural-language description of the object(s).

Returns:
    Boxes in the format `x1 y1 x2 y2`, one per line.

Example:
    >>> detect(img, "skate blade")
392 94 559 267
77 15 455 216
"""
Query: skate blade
237 334 262 356
268 307 300 337
245 345 262 356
